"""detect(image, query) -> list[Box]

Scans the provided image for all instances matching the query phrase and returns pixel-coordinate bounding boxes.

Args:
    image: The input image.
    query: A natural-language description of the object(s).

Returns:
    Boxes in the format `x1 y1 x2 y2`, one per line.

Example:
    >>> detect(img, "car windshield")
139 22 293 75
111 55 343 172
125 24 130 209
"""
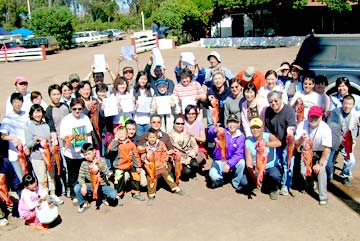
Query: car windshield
5 42 17 48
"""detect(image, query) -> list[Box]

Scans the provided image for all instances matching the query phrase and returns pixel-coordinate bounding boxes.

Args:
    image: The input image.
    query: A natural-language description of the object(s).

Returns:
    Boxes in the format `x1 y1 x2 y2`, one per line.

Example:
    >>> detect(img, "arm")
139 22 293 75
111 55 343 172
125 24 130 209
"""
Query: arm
245 144 253 169
108 139 119 152
187 136 199 158
267 133 281 148
77 162 88 185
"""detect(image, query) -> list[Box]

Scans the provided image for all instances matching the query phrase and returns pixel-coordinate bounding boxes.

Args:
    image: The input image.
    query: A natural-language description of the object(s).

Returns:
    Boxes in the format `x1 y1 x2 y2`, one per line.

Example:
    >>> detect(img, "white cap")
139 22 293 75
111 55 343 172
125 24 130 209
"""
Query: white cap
207 51 221 63
243 66 255 82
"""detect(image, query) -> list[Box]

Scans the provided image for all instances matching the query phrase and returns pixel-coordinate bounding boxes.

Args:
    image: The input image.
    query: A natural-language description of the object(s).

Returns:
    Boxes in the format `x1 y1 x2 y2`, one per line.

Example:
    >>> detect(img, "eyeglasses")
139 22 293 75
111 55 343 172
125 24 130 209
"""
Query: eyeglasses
175 122 185 125
123 70 134 74
268 99 280 104
72 107 83 111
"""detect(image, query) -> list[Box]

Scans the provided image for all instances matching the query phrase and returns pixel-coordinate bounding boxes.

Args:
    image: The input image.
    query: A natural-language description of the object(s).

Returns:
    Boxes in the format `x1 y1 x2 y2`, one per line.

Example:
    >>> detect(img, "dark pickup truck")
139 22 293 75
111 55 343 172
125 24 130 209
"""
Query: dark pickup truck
295 34 360 95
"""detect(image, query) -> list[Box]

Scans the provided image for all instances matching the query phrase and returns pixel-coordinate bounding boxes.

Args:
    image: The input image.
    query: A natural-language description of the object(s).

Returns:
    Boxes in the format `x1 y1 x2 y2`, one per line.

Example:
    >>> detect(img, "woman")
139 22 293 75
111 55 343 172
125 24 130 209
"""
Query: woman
169 115 199 181
25 104 63 204
258 70 288 106
133 71 155 137
224 78 243 125
184 105 207 164
59 98 93 204
330 76 360 112
285 63 303 102
264 90 297 196
241 82 267 138
76 81 104 153
60 81 74 107
173 68 207 115
276 61 291 86
314 75 331 117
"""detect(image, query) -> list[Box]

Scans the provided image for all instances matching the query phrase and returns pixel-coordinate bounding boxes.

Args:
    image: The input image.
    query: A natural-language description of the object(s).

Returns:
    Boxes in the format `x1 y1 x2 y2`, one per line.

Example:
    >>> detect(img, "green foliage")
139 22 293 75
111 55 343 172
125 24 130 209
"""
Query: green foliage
78 0 119 22
323 0 352 13
29 6 74 49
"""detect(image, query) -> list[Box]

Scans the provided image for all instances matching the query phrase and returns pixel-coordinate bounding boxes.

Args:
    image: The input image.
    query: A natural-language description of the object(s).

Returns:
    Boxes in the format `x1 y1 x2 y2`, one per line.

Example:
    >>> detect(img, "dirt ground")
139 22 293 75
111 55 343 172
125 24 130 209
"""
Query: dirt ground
1 39 360 241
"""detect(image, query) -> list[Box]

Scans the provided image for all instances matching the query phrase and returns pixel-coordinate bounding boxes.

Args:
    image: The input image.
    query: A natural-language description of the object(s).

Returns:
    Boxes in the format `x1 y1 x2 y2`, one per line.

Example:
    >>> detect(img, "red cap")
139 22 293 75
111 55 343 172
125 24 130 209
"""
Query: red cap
308 106 322 118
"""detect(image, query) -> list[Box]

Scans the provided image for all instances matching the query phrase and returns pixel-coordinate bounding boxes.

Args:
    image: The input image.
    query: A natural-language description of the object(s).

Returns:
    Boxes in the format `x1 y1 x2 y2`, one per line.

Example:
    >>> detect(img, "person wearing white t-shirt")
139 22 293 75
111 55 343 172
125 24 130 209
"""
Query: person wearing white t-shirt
290 71 323 119
0 93 29 180
60 98 93 204
295 106 331 205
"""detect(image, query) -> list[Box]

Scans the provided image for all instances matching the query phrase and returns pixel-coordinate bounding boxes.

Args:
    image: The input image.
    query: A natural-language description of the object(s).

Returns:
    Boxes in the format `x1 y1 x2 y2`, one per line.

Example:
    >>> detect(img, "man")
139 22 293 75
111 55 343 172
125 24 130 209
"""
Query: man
236 66 266 90
144 56 175 94
245 118 282 200
0 93 29 180
84 65 115 98
265 90 297 195
204 51 233 88
208 114 246 190
295 106 331 205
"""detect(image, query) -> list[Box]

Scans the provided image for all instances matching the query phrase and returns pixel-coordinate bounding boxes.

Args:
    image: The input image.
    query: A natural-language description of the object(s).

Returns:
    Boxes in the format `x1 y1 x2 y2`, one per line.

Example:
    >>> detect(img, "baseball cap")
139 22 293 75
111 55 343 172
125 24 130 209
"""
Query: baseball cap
123 66 134 73
243 66 255 82
155 78 168 87
207 51 222 63
249 118 263 128
69 73 80 82
227 114 239 123
15 76 28 84
308 106 322 118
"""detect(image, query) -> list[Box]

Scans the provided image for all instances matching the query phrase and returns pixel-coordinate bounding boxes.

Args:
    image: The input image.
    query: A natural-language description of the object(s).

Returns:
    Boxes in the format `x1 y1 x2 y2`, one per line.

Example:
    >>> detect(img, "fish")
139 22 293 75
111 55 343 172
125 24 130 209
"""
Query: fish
296 99 304 123
342 129 352 160
89 160 101 200
286 134 295 170
64 134 76 149
89 101 101 140
255 140 268 187
53 144 62 176
16 144 28 175
210 97 220 128
40 139 52 171
0 174 13 206
171 151 183 185
215 128 227 162
302 139 313 177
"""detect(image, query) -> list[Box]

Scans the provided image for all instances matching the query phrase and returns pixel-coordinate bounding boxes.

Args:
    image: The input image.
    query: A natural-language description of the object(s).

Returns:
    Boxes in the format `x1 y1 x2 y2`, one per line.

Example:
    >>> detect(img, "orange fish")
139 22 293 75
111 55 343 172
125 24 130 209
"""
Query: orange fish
89 101 101 140
342 129 352 160
210 97 220 128
255 140 268 187
16 144 28 175
296 99 304 123
64 134 76 149
40 139 52 171
171 151 183 185
302 139 313 177
53 145 62 176
0 174 13 206
89 160 101 200
215 128 227 162
286 134 295 170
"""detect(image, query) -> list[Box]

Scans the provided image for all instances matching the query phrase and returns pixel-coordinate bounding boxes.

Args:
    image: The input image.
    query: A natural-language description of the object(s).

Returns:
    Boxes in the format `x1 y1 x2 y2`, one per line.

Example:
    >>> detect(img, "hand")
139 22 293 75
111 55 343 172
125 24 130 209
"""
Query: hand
136 167 142 174
223 164 230 173
118 55 124 63
80 184 87 196
51 138 58 147
301 133 308 143
148 55 153 64
91 65 95 72
24 148 30 156
105 64 110 71
313 163 322 174
13 137 22 147
133 54 138 61
287 127 295 136
167 149 174 155
208 95 215 102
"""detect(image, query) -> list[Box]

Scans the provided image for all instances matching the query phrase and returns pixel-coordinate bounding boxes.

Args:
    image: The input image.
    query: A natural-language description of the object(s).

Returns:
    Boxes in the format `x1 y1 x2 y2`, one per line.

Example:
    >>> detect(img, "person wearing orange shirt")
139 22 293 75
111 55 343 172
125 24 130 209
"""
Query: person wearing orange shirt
236 66 266 90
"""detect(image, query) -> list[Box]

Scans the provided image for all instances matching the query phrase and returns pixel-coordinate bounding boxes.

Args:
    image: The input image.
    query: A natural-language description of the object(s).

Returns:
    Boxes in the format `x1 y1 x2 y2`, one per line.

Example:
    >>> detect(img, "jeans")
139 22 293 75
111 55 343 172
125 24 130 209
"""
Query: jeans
280 146 294 189
339 147 356 178
326 149 337 180
136 124 150 137
74 183 118 206
263 166 282 192
209 159 246 189
10 160 24 181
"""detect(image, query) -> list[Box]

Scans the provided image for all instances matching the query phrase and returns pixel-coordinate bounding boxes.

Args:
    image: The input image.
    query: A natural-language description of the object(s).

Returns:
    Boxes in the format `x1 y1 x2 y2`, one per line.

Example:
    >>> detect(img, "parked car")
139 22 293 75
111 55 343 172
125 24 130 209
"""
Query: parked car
21 36 59 54
71 31 105 48
104 29 125 40
295 33 360 95
99 31 112 43
0 40 25 52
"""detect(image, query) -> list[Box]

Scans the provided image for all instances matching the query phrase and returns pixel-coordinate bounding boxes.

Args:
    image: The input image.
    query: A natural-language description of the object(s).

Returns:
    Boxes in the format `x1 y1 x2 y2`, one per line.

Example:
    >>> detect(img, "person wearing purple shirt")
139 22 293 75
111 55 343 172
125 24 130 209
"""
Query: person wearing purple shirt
208 114 246 189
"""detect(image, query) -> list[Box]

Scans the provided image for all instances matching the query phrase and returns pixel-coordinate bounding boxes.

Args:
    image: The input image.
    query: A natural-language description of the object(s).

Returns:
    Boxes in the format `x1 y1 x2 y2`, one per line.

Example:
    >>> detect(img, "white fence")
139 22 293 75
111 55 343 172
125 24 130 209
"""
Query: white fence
0 46 46 63
131 31 159 53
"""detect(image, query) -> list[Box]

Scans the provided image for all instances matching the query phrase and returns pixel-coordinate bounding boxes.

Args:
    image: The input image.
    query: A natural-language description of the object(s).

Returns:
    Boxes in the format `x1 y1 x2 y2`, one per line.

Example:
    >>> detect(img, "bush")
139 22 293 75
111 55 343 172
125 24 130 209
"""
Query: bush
29 6 74 49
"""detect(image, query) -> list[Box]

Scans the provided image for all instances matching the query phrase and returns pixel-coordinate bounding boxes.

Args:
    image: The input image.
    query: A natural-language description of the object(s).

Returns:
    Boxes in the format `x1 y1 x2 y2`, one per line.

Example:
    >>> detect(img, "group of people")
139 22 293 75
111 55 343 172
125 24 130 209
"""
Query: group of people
0 50 358 230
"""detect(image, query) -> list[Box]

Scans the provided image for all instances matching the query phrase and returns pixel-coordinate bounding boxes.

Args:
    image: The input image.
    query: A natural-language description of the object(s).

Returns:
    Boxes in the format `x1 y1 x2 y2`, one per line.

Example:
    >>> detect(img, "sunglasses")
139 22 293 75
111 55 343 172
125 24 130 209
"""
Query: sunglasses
268 99 280 104
72 107 83 111
175 122 185 125
71 79 79 83
18 82 28 86
123 70 134 74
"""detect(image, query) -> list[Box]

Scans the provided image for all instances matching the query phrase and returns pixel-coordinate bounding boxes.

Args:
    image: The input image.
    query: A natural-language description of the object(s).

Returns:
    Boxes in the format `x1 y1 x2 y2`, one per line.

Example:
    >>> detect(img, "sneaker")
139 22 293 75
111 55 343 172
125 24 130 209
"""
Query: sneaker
280 187 289 196
343 177 352 187
78 202 91 213
174 189 185 196
116 197 124 206
51 195 64 205
102 199 109 206
269 190 279 200
72 198 79 206
132 193 145 201
319 200 328 205
211 180 223 189
0 218 9 226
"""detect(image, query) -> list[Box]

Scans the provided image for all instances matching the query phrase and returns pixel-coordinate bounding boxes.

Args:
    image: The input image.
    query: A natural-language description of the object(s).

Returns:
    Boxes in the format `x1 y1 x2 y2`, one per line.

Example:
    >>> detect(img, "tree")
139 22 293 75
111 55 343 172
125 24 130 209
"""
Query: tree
29 6 74 49
78 0 119 22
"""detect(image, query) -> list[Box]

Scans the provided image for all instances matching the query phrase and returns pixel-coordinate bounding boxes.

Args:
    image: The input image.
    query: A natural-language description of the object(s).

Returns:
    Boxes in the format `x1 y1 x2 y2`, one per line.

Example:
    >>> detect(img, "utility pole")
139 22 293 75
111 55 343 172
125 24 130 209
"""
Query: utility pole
27 0 31 19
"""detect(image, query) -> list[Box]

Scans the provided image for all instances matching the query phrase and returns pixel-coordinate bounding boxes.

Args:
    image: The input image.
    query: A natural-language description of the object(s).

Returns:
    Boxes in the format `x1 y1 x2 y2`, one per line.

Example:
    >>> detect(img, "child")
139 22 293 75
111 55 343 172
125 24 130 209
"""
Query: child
151 79 181 133
74 143 122 213
108 126 145 202
140 128 184 202
31 91 48 110
18 174 56 230
327 95 359 186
